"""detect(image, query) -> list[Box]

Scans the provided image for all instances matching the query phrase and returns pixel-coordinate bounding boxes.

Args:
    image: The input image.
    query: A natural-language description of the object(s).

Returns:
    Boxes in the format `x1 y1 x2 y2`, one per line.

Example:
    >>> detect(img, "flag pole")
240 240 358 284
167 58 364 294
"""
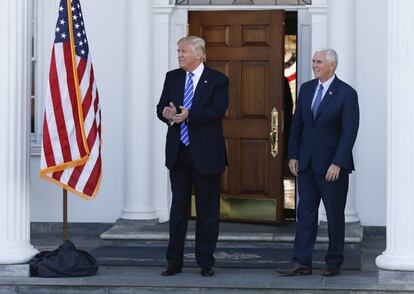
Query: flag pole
63 189 68 241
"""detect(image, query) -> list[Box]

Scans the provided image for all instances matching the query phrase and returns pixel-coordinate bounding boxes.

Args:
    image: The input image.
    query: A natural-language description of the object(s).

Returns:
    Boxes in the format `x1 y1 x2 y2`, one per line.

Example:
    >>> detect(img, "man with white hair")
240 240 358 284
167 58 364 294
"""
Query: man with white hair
156 36 229 277
276 49 359 277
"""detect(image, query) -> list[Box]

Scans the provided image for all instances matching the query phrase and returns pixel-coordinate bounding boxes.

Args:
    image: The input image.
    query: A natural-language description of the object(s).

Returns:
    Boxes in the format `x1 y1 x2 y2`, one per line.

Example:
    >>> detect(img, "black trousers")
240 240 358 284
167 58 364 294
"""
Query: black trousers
293 165 348 268
166 143 221 269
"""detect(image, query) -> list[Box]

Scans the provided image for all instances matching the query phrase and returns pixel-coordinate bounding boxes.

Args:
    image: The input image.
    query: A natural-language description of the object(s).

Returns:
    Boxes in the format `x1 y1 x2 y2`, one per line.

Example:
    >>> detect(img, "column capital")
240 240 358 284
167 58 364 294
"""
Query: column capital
310 0 328 6
153 6 174 15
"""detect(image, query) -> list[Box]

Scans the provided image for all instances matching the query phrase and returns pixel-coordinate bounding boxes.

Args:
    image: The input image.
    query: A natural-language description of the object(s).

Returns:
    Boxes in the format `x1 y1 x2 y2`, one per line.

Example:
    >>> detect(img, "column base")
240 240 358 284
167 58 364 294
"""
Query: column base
376 251 414 271
379 269 414 284
345 209 360 223
0 242 38 264
0 264 30 276
319 210 360 223
120 209 157 220
319 221 363 242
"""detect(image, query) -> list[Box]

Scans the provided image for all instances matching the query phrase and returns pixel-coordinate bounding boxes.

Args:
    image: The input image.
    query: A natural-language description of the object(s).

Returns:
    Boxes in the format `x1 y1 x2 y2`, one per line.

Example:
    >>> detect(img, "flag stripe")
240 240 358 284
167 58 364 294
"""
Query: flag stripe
44 93 64 166
67 163 85 188
52 170 63 181
76 136 100 192
82 66 94 122
83 153 101 196
42 117 56 167
77 57 87 81
63 42 87 158
49 47 72 163
54 44 81 162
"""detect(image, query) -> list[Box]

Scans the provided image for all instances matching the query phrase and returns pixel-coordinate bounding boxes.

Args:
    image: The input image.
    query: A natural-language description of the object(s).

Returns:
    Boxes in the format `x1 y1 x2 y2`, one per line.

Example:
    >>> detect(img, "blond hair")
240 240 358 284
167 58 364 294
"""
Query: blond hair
177 36 206 62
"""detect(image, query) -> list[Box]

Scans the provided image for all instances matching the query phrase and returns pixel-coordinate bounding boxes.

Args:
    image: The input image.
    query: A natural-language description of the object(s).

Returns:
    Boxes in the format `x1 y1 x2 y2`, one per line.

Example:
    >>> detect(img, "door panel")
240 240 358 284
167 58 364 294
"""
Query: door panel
189 10 285 222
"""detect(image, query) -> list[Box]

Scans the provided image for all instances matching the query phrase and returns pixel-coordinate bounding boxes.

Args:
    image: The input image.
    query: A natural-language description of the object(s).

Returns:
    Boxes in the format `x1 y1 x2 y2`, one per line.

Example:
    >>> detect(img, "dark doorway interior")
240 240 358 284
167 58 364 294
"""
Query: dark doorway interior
283 11 298 221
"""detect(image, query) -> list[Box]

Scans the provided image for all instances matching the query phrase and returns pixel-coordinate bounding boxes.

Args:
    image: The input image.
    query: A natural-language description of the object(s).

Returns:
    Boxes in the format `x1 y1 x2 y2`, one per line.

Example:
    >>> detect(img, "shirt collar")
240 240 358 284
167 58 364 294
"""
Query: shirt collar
318 74 336 91
188 62 204 78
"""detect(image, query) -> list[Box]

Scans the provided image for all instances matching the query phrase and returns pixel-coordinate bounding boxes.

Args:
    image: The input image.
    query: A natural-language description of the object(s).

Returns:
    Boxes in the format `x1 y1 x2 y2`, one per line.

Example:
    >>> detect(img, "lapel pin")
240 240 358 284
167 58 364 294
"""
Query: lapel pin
329 91 332 95
204 80 208 83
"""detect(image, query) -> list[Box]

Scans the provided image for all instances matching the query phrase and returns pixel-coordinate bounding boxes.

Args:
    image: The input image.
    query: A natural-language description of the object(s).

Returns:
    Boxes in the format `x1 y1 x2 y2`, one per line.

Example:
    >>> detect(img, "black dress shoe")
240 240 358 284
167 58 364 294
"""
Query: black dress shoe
322 267 340 277
275 262 312 276
200 268 215 277
161 267 182 276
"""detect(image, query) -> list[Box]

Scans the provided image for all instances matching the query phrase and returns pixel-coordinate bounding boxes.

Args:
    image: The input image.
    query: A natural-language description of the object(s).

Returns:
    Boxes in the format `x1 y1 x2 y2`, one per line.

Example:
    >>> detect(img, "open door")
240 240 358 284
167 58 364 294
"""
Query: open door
189 10 286 223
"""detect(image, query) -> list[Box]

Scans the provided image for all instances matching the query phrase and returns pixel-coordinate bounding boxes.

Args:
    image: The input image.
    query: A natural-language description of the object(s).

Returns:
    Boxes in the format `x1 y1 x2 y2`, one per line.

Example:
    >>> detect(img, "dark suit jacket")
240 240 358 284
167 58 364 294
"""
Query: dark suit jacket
156 65 229 175
288 76 359 175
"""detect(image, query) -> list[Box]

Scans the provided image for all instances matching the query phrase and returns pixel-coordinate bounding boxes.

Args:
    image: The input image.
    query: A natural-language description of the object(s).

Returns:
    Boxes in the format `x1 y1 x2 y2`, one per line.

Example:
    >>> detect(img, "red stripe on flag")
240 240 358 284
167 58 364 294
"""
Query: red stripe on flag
82 67 94 120
77 58 87 82
42 116 56 167
83 154 101 196
87 123 98 149
52 170 63 181
67 163 85 188
63 42 87 158
94 91 99 113
50 47 72 163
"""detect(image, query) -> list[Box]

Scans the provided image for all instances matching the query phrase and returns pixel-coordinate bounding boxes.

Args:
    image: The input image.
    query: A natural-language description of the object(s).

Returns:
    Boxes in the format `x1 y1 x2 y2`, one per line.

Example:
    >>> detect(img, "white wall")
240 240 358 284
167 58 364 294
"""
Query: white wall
30 0 128 222
354 0 387 226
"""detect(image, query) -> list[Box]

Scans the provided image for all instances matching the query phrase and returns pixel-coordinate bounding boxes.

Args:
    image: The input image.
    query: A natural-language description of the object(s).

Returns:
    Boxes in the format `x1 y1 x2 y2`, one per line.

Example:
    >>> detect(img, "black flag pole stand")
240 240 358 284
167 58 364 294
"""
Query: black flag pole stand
30 188 99 277
63 189 68 241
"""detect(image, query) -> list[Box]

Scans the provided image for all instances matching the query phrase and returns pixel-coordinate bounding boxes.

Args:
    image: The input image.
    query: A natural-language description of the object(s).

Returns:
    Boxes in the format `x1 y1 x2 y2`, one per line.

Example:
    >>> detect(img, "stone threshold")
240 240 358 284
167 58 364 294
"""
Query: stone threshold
100 219 363 243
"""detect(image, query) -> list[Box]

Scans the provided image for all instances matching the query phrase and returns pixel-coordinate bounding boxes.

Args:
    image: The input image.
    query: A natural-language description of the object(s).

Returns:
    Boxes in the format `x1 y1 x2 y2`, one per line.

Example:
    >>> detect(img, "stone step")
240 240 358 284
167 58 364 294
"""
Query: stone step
0 266 412 293
100 219 363 243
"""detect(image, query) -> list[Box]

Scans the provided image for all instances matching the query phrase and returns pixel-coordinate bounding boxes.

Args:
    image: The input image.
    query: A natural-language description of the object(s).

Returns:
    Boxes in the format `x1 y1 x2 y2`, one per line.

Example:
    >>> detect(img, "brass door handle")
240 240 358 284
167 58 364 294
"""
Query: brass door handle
269 107 278 158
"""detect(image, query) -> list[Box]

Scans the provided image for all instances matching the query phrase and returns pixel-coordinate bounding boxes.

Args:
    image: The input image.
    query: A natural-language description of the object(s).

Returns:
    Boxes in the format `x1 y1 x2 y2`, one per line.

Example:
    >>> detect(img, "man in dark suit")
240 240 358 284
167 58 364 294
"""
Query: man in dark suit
275 49 359 277
156 36 229 277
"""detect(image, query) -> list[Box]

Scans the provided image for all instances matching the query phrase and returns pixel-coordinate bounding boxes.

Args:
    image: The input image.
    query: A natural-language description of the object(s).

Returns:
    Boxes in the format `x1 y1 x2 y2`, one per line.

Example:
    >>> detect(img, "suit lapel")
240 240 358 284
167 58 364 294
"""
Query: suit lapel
306 80 318 121
176 69 186 106
314 76 339 121
191 65 209 109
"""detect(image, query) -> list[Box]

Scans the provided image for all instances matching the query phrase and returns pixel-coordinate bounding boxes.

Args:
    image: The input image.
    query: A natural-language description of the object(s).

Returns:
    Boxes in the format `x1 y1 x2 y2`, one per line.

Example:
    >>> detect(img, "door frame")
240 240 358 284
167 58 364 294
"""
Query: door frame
159 3 329 221
168 5 317 93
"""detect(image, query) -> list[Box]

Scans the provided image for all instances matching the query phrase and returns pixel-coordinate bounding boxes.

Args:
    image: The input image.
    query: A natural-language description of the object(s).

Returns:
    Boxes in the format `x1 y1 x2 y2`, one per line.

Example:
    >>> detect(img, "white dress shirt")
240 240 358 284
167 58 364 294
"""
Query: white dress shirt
311 74 336 110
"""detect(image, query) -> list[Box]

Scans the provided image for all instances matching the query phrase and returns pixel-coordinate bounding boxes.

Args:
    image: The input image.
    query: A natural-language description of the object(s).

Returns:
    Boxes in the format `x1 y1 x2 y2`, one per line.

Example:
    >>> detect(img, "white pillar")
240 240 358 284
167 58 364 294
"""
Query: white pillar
325 0 359 223
152 1 174 222
376 0 414 271
308 1 331 223
0 0 38 263
121 0 156 220
308 1 327 78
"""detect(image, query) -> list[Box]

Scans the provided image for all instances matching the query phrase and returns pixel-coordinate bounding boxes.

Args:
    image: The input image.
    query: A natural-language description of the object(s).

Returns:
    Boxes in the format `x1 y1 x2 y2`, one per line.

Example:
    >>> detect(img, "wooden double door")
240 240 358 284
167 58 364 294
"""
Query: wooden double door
189 11 287 223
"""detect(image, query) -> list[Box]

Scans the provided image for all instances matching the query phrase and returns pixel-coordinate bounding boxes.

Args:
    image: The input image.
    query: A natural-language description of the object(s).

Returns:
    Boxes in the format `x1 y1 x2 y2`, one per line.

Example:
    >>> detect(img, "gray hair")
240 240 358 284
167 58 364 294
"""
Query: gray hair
177 36 206 62
315 48 338 69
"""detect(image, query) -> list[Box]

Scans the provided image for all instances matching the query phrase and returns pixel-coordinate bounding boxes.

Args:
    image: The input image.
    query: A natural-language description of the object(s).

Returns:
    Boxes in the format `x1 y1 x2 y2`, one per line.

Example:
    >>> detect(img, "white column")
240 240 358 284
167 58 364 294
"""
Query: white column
325 0 359 223
0 0 38 263
152 1 174 222
308 1 330 223
121 0 156 220
308 1 327 78
376 0 414 271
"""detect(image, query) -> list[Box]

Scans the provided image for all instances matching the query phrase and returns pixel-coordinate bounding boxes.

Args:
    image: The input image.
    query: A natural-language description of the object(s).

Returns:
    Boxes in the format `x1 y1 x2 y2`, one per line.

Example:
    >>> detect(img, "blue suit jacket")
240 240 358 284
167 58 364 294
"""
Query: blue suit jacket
156 65 229 175
288 76 359 175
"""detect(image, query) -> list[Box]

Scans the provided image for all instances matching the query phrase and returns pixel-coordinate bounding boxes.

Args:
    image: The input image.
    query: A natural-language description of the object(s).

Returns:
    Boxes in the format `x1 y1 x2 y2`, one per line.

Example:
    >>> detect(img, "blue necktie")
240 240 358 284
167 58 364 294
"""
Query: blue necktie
180 72 194 146
312 84 324 118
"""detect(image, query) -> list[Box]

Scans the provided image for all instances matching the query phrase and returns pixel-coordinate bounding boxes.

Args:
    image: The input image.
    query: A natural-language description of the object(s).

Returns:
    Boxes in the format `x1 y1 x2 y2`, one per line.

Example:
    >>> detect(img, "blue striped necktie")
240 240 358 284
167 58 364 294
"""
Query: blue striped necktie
312 84 324 118
180 72 194 146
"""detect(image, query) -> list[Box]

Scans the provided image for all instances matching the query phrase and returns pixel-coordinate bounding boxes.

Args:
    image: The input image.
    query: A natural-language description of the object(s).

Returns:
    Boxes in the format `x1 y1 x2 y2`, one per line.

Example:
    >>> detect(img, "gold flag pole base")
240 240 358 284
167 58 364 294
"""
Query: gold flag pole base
63 189 68 241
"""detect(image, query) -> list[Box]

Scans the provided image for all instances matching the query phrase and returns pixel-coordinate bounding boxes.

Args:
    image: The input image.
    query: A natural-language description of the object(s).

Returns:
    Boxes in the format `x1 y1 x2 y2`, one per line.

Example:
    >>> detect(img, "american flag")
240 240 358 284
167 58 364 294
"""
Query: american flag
40 0 102 199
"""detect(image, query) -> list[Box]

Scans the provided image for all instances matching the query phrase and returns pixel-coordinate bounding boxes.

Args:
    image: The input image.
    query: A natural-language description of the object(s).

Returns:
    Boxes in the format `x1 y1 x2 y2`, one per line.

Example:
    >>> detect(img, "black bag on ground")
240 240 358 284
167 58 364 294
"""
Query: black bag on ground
30 240 99 277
